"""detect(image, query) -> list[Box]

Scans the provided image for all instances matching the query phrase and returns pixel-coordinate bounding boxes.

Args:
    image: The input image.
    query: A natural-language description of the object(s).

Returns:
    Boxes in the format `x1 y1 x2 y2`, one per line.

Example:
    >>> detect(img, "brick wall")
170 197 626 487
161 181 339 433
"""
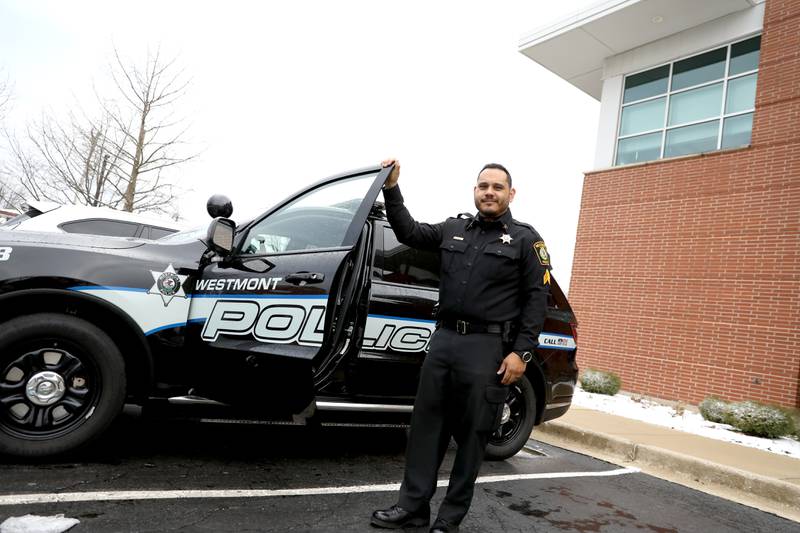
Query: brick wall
569 0 800 407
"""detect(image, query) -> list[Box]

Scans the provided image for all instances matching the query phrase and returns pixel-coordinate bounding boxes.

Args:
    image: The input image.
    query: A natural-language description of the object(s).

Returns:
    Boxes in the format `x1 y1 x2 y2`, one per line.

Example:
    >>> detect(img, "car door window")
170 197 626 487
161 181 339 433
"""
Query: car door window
378 228 440 288
241 173 378 255
60 219 139 237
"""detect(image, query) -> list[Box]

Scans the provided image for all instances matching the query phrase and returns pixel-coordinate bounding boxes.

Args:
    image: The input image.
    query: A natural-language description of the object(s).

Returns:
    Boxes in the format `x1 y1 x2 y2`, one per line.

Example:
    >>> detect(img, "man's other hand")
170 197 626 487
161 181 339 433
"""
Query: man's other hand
497 352 526 385
381 158 400 189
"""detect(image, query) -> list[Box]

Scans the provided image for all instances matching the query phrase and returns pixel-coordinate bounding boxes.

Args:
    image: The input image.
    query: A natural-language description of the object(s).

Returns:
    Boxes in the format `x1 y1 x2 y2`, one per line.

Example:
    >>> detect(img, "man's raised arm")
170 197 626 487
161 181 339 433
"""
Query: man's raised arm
381 159 444 251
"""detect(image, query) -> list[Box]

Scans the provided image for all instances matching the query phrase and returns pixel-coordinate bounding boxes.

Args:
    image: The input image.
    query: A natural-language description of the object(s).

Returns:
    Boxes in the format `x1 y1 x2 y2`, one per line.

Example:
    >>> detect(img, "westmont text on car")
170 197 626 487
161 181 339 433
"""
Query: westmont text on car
0 165 578 459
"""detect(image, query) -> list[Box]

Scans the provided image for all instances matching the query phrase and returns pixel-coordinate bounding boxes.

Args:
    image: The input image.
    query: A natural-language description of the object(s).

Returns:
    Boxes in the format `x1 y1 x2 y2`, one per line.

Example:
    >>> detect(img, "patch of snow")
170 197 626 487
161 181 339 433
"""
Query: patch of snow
572 387 800 459
0 514 79 533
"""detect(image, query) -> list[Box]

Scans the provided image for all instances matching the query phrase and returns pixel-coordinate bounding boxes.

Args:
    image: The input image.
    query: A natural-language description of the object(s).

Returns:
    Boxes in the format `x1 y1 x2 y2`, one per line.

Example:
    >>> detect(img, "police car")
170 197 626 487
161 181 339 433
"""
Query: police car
0 165 578 459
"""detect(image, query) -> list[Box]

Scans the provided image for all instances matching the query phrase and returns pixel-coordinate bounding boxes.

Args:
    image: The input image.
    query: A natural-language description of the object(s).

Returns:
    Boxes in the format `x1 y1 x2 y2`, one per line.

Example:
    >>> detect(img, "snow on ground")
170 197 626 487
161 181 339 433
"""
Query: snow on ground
0 514 79 533
572 387 800 459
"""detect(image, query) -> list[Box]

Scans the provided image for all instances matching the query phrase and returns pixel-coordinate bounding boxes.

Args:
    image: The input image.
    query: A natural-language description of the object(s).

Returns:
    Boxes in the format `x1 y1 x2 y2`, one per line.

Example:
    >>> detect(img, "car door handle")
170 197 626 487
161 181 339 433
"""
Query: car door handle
285 272 325 285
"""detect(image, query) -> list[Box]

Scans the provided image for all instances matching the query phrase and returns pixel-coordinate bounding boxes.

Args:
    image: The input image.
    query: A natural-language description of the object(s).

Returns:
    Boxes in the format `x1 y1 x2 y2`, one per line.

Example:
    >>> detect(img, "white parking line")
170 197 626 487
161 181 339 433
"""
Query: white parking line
0 467 640 506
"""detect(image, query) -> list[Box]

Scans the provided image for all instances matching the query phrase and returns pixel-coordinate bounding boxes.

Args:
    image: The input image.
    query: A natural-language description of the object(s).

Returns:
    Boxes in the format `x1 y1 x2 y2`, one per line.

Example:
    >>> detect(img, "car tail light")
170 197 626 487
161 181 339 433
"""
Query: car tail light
569 322 578 343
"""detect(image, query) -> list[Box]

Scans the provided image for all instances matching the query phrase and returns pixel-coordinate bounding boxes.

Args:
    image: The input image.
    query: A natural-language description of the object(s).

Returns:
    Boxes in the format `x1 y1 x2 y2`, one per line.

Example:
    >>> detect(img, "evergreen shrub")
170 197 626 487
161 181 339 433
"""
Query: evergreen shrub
698 396 730 424
580 369 621 396
725 401 796 439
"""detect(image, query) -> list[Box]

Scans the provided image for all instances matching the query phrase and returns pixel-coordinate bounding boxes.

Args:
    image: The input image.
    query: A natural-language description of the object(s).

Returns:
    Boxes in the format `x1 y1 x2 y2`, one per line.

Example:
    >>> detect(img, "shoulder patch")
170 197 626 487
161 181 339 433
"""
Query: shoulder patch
533 241 550 266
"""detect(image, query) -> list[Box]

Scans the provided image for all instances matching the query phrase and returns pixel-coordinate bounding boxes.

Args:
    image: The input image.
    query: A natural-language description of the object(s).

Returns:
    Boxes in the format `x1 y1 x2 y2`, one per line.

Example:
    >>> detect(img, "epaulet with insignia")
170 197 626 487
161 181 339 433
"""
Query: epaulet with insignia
455 212 476 229
511 218 537 234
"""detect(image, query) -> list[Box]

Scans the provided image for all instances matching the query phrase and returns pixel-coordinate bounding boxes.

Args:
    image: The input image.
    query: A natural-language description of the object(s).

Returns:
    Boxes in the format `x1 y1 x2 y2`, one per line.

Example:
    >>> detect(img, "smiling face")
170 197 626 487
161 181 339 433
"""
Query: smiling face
474 167 515 219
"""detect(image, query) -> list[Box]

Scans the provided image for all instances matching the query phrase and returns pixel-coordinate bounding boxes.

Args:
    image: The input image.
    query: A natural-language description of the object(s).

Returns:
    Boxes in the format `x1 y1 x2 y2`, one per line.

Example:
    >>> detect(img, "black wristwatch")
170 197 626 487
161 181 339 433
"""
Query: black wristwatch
514 351 533 363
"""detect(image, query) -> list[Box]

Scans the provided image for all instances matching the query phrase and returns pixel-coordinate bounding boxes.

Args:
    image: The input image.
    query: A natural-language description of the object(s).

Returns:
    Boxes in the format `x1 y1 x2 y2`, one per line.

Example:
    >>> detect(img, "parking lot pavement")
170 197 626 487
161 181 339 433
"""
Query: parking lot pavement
1 414 798 532
535 405 800 521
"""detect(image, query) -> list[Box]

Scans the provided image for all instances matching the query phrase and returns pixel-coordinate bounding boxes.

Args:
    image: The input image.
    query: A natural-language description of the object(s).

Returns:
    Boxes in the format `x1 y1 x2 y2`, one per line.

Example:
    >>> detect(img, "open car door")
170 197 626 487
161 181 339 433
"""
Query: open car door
188 165 389 417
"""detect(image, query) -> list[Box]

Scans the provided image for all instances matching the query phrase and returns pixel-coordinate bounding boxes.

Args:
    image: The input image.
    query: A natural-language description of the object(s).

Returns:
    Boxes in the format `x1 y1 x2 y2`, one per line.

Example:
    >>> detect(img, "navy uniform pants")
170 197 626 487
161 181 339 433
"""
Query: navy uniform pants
397 328 508 525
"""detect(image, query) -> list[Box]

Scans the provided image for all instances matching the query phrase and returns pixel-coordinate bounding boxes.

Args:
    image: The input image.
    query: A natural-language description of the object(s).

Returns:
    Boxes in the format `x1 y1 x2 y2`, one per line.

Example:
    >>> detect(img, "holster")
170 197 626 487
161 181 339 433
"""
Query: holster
501 321 518 350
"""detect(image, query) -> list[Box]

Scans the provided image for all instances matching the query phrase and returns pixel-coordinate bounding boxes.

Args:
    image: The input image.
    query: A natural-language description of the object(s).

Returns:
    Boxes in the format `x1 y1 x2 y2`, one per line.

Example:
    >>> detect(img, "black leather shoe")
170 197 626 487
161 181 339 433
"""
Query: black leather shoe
371 505 429 529
429 518 459 533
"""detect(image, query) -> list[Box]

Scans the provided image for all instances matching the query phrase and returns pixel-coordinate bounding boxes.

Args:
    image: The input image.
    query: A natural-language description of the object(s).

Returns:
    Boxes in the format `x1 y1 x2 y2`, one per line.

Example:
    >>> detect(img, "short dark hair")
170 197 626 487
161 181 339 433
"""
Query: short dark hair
478 163 512 188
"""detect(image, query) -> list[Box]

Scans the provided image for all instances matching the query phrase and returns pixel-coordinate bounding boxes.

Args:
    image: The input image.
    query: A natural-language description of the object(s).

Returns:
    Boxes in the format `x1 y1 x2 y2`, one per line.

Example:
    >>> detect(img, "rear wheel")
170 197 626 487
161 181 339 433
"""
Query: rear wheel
0 313 126 457
485 374 536 461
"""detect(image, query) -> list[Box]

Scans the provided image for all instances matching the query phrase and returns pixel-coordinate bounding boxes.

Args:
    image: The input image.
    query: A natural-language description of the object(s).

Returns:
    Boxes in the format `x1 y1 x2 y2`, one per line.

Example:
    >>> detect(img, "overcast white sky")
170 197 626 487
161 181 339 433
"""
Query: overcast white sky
0 0 599 291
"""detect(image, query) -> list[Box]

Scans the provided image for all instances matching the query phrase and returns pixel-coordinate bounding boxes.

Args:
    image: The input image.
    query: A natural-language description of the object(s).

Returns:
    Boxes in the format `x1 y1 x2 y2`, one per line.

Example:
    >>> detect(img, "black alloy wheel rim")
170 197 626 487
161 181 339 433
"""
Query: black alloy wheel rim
491 382 526 445
0 341 100 440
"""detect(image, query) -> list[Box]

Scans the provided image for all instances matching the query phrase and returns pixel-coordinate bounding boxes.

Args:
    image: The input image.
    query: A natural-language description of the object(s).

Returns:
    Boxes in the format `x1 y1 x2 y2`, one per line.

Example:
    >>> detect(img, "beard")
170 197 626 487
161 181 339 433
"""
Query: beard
475 197 506 218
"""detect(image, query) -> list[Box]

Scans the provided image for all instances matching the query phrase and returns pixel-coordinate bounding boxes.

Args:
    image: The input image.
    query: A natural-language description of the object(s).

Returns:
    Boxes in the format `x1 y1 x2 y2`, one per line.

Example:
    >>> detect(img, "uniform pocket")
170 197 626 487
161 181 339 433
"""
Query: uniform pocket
480 385 509 432
483 246 519 280
439 240 469 273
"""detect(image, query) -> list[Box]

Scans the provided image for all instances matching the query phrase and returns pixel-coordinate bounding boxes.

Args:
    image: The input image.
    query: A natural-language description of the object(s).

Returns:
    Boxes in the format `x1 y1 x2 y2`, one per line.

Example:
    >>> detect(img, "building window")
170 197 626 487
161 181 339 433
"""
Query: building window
615 35 760 166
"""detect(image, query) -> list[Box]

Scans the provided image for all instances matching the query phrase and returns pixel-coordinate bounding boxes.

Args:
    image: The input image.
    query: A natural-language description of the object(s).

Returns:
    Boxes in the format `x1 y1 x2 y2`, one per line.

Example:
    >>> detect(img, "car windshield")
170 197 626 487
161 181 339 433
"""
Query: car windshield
157 212 257 243
156 226 206 243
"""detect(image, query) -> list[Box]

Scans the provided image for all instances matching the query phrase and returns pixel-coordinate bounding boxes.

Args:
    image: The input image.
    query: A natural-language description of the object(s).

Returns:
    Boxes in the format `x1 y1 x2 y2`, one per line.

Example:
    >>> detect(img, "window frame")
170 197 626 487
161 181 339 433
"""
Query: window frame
233 168 385 258
614 34 760 166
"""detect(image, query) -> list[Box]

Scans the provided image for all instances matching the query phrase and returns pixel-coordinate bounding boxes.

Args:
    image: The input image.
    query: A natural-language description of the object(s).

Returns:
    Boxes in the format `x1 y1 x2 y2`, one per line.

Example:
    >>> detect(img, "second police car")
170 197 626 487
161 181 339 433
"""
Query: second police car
0 165 578 459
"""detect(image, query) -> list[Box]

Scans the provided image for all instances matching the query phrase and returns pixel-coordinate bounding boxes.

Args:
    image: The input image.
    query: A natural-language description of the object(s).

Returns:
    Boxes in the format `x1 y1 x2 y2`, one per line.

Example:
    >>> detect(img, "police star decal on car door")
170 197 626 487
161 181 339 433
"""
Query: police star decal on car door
148 264 188 306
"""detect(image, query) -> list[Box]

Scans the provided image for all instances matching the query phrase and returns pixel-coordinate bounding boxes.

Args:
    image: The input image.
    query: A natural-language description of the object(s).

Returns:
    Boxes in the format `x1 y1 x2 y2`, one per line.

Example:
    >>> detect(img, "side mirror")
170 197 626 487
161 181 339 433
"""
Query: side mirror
206 217 236 256
207 194 233 218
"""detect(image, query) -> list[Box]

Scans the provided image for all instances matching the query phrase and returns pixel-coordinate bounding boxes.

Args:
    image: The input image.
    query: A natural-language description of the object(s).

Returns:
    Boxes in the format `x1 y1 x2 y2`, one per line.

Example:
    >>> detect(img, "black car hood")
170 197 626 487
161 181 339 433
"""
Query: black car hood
0 230 146 250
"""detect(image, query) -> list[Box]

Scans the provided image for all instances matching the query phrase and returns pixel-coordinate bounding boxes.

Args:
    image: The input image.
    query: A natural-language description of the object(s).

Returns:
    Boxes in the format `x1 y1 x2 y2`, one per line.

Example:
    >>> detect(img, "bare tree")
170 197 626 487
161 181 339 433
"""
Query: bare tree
0 177 24 211
3 128 43 203
0 76 24 210
2 108 127 208
102 46 197 213
0 47 196 217
0 76 10 121
26 111 128 207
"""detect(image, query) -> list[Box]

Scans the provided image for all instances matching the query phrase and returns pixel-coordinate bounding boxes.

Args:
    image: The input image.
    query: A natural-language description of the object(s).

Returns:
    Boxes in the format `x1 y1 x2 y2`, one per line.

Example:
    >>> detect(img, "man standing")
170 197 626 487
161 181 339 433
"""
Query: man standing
371 160 552 532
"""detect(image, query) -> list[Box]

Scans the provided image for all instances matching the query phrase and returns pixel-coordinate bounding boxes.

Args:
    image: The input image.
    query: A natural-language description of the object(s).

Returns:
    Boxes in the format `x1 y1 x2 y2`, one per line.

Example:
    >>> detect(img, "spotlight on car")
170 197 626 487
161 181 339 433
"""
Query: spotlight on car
206 195 233 219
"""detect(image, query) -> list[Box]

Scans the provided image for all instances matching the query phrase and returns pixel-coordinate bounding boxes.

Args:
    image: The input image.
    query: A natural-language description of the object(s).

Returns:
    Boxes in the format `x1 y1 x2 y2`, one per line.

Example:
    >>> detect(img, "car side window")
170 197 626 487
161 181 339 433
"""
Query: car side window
240 173 377 255
378 227 440 289
60 219 139 237
148 226 177 239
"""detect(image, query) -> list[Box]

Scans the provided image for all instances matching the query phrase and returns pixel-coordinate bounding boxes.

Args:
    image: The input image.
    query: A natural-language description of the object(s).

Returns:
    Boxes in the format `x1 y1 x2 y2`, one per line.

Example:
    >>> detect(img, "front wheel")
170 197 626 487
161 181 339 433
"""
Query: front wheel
0 313 126 457
485 374 536 461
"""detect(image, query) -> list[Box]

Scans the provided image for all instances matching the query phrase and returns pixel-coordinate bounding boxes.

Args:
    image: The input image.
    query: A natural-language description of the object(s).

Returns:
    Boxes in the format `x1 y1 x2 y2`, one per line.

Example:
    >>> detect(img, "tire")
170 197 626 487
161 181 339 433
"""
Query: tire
485 374 536 461
0 313 126 457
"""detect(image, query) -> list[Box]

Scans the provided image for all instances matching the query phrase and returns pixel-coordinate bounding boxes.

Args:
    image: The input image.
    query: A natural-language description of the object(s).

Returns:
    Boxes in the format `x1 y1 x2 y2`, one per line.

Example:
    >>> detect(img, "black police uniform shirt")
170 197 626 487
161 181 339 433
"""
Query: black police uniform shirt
383 185 551 355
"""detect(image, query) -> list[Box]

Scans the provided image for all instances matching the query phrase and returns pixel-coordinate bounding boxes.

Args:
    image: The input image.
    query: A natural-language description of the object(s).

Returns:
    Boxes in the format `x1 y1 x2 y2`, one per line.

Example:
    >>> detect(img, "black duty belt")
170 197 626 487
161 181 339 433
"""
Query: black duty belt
440 319 503 335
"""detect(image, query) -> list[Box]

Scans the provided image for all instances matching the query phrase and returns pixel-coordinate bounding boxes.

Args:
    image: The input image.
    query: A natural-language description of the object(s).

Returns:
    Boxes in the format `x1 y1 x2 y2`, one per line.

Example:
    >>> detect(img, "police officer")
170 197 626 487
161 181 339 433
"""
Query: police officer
371 160 552 532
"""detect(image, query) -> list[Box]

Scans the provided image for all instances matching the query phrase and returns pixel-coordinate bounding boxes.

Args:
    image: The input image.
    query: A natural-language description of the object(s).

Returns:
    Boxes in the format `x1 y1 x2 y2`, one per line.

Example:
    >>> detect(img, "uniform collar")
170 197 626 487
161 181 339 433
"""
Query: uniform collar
472 209 513 230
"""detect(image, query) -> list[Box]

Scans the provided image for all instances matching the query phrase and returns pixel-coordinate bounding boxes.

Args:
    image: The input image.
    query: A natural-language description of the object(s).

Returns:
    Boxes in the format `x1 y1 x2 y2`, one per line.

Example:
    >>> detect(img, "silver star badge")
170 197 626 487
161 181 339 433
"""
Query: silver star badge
500 234 513 244
148 264 188 306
